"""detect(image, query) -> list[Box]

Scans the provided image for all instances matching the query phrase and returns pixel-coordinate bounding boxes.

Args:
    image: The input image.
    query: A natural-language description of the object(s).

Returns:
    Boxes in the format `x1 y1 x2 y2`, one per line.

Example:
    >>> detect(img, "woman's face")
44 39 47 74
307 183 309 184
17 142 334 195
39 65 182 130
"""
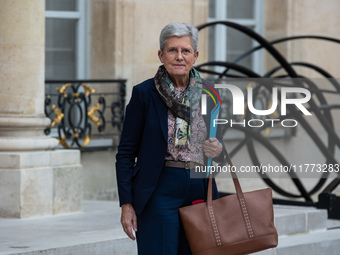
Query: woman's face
158 36 199 80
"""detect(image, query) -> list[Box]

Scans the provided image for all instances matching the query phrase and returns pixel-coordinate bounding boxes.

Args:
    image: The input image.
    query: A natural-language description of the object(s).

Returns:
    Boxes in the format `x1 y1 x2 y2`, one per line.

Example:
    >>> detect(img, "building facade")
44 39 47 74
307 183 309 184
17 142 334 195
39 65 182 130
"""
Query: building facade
1 0 340 217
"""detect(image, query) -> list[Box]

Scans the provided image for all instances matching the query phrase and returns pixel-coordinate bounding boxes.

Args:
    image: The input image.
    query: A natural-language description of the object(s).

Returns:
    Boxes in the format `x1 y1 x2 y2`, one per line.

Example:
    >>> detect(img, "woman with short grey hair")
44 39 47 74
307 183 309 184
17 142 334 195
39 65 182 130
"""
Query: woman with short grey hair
116 22 226 254
159 22 199 51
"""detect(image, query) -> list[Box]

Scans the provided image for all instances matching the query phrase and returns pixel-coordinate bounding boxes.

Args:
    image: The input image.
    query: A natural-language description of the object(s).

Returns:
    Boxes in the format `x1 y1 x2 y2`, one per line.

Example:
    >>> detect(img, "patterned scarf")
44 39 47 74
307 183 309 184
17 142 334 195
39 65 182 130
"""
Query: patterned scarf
154 65 202 147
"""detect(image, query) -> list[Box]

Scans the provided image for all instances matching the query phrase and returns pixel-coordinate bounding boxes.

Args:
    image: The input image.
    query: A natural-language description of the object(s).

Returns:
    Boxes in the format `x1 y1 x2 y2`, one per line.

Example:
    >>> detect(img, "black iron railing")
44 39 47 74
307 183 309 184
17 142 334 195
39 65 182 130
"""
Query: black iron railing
196 21 340 219
45 79 126 151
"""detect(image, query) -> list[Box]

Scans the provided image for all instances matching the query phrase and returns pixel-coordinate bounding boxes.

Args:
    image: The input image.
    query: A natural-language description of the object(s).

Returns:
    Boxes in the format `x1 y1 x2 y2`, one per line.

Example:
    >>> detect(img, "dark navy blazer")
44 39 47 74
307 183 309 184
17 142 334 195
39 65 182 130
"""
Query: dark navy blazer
116 78 226 215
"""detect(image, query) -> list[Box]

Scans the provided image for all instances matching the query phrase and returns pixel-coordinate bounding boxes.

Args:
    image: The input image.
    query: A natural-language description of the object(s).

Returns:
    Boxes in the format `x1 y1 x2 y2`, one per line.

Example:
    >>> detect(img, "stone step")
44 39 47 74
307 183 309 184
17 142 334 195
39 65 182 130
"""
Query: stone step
0 201 137 255
274 205 328 236
0 201 337 255
254 228 340 255
0 230 137 255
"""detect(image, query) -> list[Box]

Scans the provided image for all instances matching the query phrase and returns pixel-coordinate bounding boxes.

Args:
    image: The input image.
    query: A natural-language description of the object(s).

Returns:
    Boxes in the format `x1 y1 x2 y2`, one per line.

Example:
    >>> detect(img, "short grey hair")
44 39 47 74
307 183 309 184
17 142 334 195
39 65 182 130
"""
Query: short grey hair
159 22 199 52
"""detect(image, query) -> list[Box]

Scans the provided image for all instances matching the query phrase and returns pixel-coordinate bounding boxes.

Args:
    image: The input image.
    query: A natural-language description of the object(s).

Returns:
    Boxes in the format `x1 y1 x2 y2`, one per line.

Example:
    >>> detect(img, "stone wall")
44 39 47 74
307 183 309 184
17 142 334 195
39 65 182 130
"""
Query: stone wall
264 0 340 78
89 0 209 100
82 150 117 200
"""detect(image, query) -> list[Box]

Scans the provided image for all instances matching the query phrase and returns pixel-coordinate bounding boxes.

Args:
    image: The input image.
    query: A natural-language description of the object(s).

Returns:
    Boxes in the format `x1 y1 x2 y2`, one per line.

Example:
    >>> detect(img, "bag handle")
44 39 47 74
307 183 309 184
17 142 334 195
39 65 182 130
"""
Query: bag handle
207 151 255 240
207 151 244 206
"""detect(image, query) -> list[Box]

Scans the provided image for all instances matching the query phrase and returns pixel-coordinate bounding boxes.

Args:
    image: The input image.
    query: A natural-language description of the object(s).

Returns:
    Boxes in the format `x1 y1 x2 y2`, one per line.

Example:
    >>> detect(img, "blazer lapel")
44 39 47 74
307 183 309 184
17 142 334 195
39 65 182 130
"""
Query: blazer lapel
151 87 168 142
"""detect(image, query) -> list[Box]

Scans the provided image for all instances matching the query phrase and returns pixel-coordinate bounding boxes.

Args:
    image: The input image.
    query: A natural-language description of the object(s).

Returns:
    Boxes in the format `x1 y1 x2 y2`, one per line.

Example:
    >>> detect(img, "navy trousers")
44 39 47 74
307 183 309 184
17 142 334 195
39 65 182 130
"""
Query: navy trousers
136 167 206 255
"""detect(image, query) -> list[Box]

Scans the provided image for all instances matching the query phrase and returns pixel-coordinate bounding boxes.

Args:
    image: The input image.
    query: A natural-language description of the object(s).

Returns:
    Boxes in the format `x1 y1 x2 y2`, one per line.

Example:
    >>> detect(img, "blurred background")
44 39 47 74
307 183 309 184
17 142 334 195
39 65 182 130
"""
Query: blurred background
1 1 340 254
1 0 340 218
43 0 340 207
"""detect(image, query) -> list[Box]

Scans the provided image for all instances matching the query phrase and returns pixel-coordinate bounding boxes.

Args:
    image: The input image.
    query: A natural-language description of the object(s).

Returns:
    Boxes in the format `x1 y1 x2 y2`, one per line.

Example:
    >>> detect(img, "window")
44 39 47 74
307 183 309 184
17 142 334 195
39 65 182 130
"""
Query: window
208 0 264 76
45 0 89 80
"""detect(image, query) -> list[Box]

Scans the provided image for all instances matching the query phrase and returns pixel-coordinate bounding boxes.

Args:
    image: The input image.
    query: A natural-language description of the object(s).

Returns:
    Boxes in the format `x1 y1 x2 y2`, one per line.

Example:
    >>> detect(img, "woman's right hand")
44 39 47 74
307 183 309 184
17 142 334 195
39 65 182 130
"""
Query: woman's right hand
120 203 138 240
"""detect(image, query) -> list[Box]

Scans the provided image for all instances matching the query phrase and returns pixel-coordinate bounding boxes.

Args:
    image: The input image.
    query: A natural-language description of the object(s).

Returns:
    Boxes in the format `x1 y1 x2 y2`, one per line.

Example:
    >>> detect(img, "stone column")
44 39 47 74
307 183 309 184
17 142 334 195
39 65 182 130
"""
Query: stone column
0 0 57 150
0 0 82 218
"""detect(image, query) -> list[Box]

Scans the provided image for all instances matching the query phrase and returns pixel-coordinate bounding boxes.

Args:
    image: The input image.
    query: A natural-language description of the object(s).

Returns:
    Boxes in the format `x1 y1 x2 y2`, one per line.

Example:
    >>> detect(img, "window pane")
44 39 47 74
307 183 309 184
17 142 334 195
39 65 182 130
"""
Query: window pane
226 26 253 74
208 26 215 62
46 0 77 11
45 19 77 80
209 0 216 18
227 0 254 19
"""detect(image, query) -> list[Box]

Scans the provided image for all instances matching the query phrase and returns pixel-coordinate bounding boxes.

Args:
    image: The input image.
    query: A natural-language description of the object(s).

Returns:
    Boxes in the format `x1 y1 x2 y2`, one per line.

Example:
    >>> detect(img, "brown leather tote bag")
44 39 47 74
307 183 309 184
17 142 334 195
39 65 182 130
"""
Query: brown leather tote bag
178 155 278 255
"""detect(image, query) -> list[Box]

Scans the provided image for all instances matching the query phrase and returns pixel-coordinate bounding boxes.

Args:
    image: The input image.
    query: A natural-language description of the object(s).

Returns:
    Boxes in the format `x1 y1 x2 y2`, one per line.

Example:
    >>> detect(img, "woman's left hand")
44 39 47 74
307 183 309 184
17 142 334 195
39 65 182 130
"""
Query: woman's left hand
204 137 223 158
